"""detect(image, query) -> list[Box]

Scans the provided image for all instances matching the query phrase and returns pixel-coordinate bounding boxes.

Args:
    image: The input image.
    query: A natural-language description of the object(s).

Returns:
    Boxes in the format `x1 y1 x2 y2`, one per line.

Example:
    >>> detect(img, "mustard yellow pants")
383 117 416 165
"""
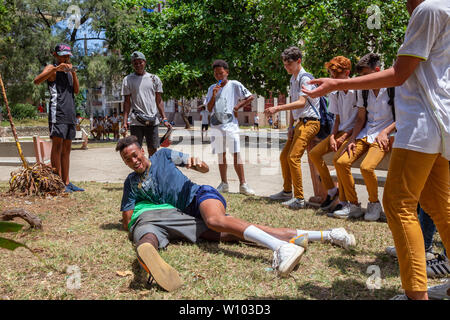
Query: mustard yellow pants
309 131 351 191
334 137 387 203
280 120 320 199
383 148 450 291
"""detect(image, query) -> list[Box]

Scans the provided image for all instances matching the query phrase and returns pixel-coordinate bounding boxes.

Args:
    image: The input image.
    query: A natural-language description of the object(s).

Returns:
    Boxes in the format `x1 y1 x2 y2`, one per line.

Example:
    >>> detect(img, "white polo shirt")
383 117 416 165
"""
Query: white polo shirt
356 88 395 143
290 68 321 120
394 0 450 160
328 90 358 133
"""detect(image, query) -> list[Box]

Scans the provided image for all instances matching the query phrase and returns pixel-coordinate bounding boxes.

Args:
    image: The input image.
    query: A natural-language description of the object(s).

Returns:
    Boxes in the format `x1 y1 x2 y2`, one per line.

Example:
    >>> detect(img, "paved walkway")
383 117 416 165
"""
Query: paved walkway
0 127 379 206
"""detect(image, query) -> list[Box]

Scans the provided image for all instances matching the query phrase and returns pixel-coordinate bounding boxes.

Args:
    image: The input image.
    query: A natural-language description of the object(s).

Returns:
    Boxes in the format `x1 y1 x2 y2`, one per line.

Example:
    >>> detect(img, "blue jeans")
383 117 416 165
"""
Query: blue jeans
418 204 436 252
418 204 446 256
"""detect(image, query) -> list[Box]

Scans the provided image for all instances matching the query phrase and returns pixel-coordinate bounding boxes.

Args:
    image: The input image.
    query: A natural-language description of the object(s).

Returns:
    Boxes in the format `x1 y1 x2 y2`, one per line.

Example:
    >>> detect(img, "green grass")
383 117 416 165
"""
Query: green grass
0 182 444 300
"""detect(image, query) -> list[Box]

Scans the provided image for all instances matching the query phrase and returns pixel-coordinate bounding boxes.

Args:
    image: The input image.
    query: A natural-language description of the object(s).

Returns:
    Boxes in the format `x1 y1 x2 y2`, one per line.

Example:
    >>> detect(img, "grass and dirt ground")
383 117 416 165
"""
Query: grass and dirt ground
0 183 445 300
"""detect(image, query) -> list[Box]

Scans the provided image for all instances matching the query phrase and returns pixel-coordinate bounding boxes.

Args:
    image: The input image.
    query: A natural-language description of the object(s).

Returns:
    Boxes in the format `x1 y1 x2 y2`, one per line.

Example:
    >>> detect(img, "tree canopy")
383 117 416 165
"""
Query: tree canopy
108 0 409 99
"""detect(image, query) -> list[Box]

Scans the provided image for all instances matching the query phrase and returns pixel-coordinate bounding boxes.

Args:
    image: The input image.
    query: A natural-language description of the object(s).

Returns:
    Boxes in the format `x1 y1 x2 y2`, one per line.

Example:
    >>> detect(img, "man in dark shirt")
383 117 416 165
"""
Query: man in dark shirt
34 43 84 193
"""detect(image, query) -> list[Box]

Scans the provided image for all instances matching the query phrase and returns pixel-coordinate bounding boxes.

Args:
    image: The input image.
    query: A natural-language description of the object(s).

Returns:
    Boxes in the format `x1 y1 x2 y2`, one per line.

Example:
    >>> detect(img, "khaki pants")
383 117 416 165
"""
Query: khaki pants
309 131 350 191
383 148 450 291
280 120 320 199
335 137 387 203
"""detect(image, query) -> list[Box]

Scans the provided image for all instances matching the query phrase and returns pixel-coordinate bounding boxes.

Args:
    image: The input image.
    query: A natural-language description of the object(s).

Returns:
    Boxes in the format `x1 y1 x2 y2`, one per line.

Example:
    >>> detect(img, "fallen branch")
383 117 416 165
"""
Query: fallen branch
0 208 42 229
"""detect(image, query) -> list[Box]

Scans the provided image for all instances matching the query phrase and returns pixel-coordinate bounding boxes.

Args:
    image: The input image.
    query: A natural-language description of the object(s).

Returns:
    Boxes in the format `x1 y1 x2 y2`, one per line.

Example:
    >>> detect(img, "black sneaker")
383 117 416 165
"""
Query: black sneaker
320 192 338 211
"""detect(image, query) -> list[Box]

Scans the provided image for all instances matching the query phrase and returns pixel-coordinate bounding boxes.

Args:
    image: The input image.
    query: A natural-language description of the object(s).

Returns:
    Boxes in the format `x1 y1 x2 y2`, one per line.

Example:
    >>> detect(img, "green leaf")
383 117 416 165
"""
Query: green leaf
0 237 28 251
0 221 24 233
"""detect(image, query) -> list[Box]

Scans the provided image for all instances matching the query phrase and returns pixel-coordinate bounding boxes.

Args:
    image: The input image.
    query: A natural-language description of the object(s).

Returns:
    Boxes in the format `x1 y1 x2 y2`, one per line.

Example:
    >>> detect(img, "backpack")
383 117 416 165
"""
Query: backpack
360 87 396 120
299 73 335 140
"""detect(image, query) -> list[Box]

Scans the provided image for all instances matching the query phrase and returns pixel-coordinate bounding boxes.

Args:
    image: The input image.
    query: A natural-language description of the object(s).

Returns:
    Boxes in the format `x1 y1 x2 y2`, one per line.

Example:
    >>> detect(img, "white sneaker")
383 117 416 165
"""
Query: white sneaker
427 254 450 278
333 203 363 219
281 198 305 210
269 190 293 201
216 182 229 193
364 202 382 221
328 228 356 250
272 243 305 277
239 183 256 196
427 279 450 300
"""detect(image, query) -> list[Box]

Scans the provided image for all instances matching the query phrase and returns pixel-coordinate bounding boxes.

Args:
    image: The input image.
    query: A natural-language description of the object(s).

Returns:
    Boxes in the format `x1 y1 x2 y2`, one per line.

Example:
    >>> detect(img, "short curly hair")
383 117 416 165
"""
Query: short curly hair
281 46 303 62
356 53 381 73
325 56 352 73
115 135 142 153
212 59 229 70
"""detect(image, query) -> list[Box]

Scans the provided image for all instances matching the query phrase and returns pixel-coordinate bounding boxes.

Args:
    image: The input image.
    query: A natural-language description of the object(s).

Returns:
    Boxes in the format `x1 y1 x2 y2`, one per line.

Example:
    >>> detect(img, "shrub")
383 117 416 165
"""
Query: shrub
2 103 38 120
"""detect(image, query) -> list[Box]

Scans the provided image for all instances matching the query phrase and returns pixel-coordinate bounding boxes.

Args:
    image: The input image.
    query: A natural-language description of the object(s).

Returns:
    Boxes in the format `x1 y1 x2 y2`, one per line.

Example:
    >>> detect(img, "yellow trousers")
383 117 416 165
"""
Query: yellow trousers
334 137 387 203
383 148 450 291
309 131 350 191
280 120 320 199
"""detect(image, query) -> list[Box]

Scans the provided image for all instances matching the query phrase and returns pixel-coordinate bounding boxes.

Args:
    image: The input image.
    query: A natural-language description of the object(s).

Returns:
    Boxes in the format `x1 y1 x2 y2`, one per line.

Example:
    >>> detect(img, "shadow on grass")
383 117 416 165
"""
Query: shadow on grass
196 240 270 264
327 253 400 280
102 186 123 192
295 279 401 300
128 259 153 291
99 222 122 231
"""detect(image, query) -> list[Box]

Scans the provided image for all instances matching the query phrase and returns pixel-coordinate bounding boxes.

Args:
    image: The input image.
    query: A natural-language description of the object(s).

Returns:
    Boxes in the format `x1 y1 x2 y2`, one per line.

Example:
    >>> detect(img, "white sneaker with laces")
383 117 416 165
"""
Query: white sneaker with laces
281 198 305 210
239 183 256 196
333 203 363 219
272 243 305 277
427 279 450 300
216 182 229 193
269 190 293 201
364 202 382 221
328 228 356 250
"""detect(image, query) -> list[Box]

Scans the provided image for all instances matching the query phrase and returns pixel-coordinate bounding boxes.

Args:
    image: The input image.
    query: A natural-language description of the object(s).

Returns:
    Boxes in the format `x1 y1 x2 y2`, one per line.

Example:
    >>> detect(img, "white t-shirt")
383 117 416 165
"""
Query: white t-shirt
254 115 259 124
121 72 163 126
205 80 252 132
200 110 210 125
328 90 358 132
356 88 395 143
110 116 119 124
395 0 450 160
290 68 321 120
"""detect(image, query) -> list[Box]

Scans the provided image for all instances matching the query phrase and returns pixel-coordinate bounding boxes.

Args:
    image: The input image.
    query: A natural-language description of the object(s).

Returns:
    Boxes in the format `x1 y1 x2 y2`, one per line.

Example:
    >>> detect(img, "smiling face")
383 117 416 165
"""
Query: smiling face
132 59 146 75
283 58 301 75
120 143 150 174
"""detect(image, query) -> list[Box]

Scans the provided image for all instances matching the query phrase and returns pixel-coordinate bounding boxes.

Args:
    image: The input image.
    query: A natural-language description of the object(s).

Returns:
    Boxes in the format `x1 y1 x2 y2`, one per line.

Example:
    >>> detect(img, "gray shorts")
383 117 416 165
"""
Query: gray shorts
130 125 159 150
129 208 213 249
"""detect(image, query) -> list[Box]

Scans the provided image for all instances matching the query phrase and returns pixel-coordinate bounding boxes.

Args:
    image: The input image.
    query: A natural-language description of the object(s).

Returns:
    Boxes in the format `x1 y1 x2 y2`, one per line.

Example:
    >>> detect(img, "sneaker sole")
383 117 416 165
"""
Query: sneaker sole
269 195 293 201
136 243 184 292
278 246 305 277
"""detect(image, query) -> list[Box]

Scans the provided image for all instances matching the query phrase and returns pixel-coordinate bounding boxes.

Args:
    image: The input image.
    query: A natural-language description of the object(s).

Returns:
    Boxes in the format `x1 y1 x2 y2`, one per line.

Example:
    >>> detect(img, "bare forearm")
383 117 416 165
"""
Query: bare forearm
276 98 306 112
207 98 215 113
72 72 79 94
122 211 133 231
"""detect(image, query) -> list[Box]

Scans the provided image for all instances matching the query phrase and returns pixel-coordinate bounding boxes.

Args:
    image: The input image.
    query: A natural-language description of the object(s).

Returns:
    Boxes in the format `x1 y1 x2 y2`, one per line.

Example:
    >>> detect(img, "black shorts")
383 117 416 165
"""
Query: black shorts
202 124 209 131
49 123 76 140
130 125 160 150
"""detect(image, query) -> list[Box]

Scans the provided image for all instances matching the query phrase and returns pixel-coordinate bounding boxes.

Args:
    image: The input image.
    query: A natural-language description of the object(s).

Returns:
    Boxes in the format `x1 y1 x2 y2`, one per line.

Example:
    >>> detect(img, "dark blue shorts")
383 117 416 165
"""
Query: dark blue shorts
184 185 227 219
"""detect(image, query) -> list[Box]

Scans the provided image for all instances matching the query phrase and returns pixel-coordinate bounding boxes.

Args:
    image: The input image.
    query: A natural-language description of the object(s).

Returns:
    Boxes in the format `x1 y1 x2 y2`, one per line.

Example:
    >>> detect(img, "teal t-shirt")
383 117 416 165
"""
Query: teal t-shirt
128 201 176 230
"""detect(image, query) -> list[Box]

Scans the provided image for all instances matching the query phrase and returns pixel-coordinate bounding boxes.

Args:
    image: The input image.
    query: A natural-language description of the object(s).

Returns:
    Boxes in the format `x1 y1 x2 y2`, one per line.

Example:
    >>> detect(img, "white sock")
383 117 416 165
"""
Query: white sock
296 230 331 242
327 187 338 197
243 225 287 251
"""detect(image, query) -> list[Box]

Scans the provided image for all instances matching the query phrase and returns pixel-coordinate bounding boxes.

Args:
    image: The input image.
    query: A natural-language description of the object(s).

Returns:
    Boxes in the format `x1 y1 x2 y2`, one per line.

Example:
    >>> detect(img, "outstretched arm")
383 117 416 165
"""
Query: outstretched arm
302 56 422 98
122 210 133 231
